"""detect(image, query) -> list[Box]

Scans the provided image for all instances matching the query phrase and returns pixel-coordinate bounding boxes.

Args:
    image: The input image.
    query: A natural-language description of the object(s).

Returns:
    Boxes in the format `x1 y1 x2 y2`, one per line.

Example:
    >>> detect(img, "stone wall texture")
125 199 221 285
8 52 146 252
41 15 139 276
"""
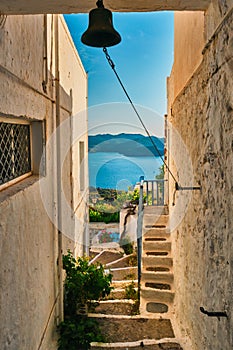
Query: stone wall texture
167 2 233 349
0 15 88 350
0 0 211 15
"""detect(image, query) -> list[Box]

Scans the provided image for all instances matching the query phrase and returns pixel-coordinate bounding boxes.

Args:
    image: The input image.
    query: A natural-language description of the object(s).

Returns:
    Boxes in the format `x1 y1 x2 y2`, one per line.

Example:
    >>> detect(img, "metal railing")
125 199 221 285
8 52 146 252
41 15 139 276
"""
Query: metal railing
143 179 165 206
136 179 144 303
136 179 166 303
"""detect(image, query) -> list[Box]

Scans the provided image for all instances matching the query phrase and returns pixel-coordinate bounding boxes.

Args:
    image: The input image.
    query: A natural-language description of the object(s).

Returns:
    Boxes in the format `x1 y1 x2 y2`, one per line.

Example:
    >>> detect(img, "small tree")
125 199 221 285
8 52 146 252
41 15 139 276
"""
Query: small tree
155 165 164 180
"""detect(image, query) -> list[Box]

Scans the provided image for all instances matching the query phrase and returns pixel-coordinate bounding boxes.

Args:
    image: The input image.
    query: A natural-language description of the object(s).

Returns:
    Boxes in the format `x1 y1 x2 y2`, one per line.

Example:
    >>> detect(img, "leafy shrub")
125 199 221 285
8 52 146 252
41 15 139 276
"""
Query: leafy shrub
124 281 140 315
124 281 138 300
58 316 104 350
63 251 113 317
130 188 140 204
58 252 113 349
89 208 119 223
89 188 144 223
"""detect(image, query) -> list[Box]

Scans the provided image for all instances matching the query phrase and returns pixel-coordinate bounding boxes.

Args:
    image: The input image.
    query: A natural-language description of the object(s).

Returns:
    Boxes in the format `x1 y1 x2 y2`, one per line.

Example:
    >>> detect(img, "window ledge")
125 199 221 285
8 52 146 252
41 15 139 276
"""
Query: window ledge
0 175 39 204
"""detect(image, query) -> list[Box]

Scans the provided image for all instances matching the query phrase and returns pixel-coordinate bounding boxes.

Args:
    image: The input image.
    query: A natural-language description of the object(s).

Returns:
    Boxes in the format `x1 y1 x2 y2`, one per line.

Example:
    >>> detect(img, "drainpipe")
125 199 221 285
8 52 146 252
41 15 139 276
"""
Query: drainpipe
54 14 64 322
42 15 48 93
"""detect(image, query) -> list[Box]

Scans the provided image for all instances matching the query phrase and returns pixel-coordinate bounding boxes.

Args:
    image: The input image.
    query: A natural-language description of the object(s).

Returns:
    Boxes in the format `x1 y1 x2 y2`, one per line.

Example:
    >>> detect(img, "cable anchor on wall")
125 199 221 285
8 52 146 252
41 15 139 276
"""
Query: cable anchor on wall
200 307 228 321
175 182 201 191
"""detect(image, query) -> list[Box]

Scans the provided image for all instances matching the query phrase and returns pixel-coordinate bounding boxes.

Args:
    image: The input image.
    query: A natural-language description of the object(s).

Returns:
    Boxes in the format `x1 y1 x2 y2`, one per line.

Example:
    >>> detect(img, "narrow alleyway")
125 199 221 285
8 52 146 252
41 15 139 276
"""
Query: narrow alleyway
88 206 184 350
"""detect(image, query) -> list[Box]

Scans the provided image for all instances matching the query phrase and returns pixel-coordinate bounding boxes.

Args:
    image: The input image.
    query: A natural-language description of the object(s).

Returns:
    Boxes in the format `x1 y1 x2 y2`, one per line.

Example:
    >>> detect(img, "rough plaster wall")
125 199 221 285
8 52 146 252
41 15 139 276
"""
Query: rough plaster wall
0 16 57 349
0 181 58 350
0 16 49 120
0 14 88 349
168 3 233 349
120 209 138 244
58 15 88 255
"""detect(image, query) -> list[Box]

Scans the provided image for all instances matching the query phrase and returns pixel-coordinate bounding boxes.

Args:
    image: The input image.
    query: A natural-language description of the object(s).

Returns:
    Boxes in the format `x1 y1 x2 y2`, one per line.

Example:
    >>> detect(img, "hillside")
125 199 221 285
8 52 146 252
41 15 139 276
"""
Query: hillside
88 133 164 157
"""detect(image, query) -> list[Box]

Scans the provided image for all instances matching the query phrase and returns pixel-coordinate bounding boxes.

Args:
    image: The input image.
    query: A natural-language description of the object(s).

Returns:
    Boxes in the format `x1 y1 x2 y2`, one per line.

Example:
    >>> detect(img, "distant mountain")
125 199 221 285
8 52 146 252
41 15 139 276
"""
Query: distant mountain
88 133 164 157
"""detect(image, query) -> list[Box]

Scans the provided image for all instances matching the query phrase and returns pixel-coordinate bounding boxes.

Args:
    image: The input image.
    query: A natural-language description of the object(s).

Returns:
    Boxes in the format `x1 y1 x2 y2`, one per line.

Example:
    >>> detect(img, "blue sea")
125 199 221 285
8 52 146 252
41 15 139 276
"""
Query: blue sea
89 152 162 190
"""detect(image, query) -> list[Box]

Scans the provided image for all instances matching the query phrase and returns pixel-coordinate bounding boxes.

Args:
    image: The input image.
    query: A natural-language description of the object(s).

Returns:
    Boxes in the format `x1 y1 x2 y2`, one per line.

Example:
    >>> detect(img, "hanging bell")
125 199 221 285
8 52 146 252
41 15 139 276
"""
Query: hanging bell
81 0 121 48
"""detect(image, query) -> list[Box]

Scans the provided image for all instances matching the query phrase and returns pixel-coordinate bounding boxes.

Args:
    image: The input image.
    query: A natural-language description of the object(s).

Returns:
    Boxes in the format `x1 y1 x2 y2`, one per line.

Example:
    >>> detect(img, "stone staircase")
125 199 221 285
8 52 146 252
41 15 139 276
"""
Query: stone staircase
140 206 175 316
89 210 184 349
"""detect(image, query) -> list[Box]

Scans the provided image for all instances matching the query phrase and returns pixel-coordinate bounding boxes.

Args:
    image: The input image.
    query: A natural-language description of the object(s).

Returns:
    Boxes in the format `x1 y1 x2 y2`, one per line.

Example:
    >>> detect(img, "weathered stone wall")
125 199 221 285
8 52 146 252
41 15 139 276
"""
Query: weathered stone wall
167 2 233 349
0 0 211 15
0 15 88 349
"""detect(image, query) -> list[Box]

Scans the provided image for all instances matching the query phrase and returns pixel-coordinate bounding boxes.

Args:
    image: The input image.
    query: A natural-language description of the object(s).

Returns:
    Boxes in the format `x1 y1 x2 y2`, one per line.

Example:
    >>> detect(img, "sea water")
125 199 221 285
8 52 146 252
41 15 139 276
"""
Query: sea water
89 152 162 190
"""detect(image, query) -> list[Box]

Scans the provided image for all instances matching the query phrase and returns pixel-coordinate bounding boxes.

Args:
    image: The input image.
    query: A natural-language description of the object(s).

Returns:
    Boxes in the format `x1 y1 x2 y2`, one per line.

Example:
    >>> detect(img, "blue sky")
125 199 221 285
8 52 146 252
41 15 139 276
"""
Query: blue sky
64 12 174 136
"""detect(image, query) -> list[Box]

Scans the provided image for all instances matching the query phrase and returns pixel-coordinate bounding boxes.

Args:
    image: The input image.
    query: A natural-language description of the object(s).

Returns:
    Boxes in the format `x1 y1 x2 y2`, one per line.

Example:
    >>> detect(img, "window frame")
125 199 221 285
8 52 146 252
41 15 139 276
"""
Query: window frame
0 117 45 191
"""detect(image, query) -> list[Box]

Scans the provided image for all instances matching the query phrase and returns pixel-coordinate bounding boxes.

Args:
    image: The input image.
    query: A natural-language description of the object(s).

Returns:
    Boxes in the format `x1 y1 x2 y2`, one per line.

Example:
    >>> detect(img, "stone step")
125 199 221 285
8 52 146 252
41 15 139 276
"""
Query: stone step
143 228 170 239
90 316 175 343
105 288 127 300
144 266 171 272
141 271 174 284
106 253 137 268
142 256 173 268
90 250 123 265
92 299 135 316
141 288 175 303
143 214 169 227
143 282 172 292
144 205 169 215
144 251 171 258
91 341 183 349
111 280 138 289
106 266 137 281
143 241 171 252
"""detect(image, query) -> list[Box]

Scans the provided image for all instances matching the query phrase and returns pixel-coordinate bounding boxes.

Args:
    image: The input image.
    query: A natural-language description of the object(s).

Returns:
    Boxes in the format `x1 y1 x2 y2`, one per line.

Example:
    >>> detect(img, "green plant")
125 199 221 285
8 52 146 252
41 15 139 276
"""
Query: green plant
124 281 140 315
120 235 134 255
89 208 119 223
128 253 137 267
124 273 136 280
130 188 140 204
89 187 146 224
58 252 113 349
63 251 113 317
58 315 104 350
124 281 138 300
131 299 140 315
155 165 164 179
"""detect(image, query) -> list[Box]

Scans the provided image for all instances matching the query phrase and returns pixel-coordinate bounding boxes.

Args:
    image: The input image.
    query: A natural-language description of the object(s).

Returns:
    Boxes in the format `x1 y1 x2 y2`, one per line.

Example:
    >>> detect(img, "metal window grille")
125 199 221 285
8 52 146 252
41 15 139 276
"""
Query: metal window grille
0 122 31 186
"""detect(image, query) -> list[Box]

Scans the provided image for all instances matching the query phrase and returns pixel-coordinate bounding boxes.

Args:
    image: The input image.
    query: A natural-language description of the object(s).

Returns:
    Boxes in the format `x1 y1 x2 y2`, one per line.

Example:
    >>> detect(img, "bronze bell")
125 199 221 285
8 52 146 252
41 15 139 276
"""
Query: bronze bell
81 0 121 48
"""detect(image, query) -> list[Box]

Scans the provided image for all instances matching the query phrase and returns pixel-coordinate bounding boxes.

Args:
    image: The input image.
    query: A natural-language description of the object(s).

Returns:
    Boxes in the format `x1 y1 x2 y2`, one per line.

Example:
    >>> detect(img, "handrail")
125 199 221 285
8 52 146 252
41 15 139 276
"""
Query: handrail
136 179 144 304
140 179 166 206
136 178 166 307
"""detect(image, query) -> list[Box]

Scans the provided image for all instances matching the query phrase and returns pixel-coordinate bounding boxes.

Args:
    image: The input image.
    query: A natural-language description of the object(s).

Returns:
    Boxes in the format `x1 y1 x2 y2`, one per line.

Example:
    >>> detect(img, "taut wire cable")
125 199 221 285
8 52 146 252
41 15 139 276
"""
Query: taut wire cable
103 46 178 185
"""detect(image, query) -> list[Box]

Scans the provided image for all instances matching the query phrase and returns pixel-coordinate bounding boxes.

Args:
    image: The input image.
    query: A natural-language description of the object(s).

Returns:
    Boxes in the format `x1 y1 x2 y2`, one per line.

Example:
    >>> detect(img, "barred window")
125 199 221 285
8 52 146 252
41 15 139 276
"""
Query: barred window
0 121 31 186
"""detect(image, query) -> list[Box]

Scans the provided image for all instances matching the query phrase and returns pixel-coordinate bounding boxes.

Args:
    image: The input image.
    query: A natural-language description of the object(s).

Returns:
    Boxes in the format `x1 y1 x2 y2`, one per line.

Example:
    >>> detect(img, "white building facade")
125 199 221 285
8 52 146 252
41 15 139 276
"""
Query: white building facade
0 15 88 349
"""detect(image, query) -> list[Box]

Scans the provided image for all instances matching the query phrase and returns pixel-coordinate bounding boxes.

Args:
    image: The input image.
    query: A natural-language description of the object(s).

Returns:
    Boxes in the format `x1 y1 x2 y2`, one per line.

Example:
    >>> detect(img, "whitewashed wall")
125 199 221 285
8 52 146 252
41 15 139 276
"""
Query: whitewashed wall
0 15 88 349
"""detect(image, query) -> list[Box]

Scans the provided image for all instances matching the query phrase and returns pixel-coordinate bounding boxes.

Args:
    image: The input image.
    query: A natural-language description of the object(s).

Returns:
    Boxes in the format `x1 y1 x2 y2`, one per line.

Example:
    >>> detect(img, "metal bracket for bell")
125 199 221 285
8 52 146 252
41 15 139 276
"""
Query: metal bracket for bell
81 0 121 48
